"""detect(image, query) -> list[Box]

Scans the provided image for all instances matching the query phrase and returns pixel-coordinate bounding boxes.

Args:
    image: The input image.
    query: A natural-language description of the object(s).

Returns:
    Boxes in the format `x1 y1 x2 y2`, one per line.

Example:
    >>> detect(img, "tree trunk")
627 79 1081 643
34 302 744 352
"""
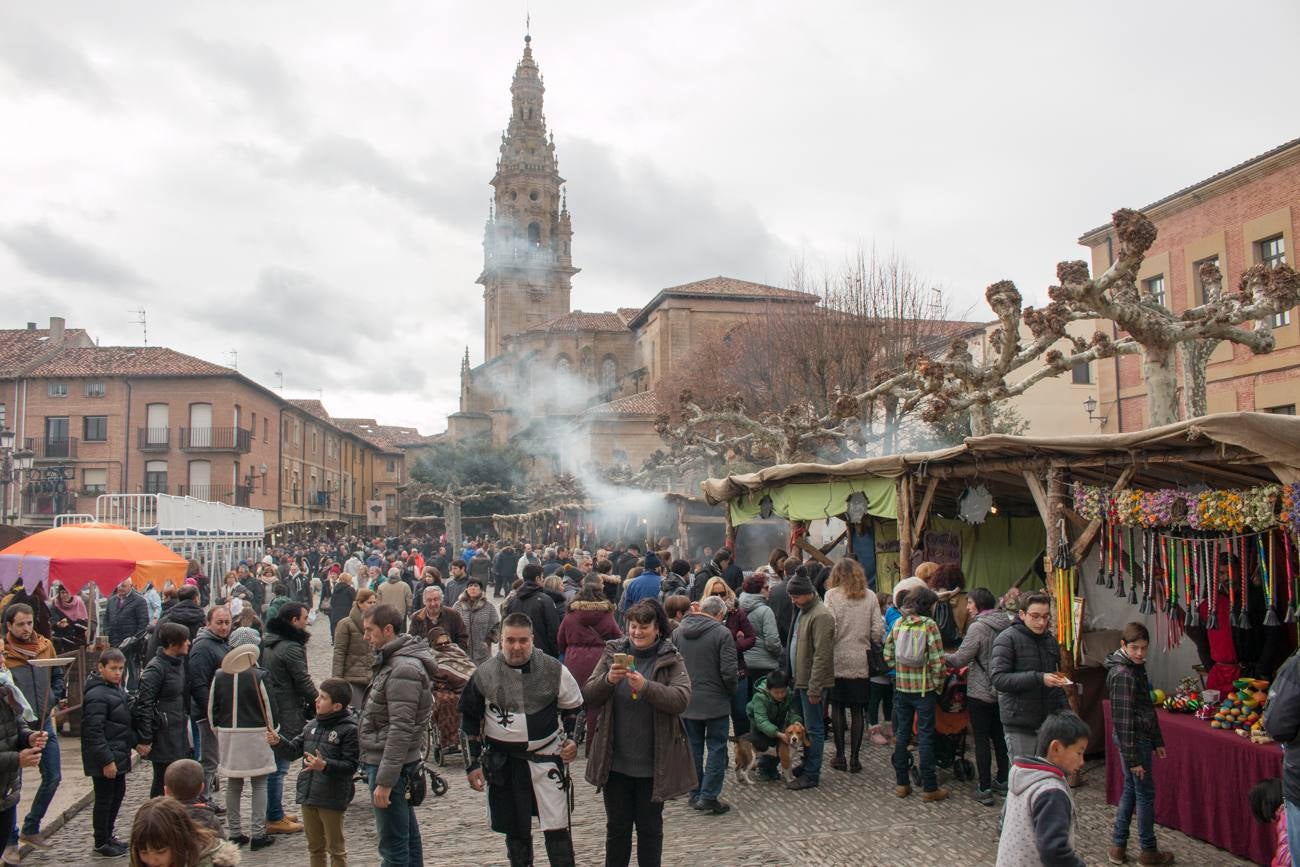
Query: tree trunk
1143 345 1180 427
968 403 995 437
1181 341 1214 420
446 498 462 551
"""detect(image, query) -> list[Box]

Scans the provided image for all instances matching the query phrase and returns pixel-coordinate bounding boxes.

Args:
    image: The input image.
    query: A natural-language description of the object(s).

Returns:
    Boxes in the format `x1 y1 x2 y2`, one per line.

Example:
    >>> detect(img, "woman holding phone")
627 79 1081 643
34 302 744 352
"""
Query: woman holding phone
583 599 695 867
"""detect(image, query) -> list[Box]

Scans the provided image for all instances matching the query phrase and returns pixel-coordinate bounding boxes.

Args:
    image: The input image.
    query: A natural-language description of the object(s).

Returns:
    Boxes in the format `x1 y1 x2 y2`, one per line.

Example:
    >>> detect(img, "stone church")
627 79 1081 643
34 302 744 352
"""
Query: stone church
446 36 815 480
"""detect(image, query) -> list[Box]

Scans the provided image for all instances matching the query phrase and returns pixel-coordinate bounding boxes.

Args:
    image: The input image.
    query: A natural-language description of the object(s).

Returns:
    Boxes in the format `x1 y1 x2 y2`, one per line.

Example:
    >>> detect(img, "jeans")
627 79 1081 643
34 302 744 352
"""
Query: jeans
892 690 937 791
683 716 729 802
198 720 220 799
796 689 826 783
1112 739 1157 852
1005 729 1039 761
968 696 1009 791
91 775 127 847
22 719 61 835
729 676 750 737
364 761 422 867
266 754 291 821
227 774 269 839
603 771 663 867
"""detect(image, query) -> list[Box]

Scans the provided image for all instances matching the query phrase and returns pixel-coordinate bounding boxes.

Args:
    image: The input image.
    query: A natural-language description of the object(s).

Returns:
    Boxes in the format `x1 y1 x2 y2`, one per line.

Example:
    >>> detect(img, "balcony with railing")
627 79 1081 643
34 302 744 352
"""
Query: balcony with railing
179 427 252 453
138 427 170 451
37 437 78 460
175 483 254 507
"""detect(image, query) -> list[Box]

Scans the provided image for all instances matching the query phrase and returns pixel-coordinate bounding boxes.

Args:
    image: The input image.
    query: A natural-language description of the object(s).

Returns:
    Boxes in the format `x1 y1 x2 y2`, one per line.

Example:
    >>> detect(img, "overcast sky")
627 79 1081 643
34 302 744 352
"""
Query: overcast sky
2 1 1297 433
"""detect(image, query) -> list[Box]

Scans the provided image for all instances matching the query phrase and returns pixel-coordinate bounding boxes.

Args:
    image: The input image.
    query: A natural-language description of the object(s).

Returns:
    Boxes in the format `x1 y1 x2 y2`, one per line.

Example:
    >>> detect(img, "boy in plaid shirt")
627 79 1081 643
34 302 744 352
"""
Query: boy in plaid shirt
884 585 948 801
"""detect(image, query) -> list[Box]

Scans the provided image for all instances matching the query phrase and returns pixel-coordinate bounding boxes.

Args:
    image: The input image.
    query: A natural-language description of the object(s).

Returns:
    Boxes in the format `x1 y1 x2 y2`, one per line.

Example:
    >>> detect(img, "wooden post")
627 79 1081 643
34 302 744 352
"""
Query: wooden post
897 476 913 577
911 477 939 549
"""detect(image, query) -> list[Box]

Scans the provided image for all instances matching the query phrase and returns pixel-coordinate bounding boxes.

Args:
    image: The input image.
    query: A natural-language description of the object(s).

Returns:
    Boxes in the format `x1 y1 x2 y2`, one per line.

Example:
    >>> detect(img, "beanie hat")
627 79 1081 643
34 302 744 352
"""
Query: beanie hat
229 626 261 648
643 552 662 573
741 573 767 594
787 574 815 596
893 576 927 607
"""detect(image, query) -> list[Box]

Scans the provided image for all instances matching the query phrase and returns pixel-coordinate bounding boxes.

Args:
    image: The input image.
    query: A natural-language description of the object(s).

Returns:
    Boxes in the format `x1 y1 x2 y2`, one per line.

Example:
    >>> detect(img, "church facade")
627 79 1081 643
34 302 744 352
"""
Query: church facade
446 36 816 481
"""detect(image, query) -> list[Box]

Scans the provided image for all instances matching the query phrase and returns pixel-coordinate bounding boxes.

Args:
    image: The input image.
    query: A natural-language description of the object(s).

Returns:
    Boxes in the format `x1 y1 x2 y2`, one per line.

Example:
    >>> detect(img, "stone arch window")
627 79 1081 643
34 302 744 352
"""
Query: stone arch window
527 222 541 247
555 355 572 378
600 356 617 392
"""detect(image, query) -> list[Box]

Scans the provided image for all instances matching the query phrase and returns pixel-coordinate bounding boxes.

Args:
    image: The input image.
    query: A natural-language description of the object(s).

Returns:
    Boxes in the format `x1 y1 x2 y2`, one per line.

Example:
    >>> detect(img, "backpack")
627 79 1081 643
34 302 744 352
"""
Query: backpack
893 619 930 669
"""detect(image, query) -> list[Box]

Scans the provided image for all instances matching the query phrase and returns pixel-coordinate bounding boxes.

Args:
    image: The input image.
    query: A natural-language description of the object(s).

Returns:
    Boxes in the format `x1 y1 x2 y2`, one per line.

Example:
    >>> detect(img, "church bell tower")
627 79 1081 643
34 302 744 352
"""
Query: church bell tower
479 34 579 362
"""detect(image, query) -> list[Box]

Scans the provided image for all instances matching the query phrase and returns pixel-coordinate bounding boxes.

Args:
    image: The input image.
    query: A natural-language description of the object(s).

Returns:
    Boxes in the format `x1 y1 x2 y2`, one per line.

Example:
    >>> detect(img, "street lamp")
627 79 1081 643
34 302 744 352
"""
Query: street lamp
0 428 36 525
1083 396 1109 427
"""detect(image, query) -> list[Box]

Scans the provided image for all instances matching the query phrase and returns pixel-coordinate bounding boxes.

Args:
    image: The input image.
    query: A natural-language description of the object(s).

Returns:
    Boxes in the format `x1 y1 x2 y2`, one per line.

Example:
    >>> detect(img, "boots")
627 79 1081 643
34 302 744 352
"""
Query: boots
506 835 533 867
543 830 576 867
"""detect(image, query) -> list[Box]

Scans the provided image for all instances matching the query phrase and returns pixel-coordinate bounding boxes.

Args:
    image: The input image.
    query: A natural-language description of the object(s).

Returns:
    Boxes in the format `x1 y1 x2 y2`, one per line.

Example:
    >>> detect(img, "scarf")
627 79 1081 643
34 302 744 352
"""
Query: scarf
53 594 88 622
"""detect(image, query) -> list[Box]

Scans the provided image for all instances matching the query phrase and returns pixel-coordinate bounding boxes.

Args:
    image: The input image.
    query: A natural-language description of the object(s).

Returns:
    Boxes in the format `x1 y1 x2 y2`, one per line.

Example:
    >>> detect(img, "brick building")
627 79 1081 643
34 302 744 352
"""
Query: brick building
1079 137 1300 431
0 319 423 530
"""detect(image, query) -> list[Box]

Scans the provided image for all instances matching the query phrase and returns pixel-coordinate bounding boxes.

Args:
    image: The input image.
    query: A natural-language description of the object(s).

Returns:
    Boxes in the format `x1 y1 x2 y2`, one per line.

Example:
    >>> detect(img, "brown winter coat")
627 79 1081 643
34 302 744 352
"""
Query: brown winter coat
332 605 373 686
584 637 697 803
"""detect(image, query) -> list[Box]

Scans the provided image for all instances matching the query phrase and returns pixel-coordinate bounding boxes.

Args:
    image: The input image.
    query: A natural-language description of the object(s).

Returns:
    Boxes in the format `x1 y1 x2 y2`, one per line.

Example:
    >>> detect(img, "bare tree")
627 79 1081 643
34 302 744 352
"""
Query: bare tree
1049 210 1300 426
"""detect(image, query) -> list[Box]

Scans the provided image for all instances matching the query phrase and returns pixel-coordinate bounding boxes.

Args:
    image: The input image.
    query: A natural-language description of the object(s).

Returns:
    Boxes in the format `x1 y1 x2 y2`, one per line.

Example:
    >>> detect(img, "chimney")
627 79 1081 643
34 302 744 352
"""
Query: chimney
49 316 65 344
25 323 35 331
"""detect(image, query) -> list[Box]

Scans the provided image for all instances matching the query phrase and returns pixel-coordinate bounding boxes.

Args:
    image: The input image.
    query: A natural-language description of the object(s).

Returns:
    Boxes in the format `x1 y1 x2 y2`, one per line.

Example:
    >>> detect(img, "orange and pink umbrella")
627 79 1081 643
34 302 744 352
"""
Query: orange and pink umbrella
0 523 187 595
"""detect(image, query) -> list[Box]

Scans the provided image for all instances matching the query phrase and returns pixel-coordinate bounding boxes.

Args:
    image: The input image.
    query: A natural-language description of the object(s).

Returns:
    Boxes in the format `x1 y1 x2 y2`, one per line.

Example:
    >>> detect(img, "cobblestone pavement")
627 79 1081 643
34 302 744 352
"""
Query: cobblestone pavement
37 624 1253 866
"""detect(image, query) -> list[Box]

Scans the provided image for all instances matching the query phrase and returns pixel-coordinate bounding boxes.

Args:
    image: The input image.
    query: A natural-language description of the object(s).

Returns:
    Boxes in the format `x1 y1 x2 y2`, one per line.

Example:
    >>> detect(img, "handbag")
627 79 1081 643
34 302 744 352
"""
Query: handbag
406 761 430 806
867 641 887 676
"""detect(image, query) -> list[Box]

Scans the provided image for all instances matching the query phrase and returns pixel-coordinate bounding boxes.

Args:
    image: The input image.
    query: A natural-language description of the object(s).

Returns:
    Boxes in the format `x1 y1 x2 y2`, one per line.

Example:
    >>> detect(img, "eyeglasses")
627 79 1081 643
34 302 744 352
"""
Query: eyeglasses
1023 611 1051 622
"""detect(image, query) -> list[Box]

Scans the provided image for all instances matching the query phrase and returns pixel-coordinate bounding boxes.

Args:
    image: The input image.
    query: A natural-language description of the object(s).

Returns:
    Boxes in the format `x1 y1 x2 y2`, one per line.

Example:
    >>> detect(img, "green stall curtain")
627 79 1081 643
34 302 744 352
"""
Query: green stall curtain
729 477 897 526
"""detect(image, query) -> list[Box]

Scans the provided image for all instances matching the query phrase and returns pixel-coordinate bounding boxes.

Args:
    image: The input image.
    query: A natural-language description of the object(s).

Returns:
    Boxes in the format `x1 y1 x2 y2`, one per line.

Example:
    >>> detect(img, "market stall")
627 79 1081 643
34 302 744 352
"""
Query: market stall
702 412 1300 864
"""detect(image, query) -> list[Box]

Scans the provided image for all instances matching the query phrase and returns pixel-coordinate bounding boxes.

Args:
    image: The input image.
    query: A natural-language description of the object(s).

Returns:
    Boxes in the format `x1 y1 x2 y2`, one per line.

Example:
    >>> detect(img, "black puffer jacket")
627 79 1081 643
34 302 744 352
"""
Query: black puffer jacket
187 628 229 721
0 692 35 810
505 582 561 657
146 601 207 658
133 650 190 763
80 672 136 776
261 618 317 739
273 708 359 811
990 620 1068 734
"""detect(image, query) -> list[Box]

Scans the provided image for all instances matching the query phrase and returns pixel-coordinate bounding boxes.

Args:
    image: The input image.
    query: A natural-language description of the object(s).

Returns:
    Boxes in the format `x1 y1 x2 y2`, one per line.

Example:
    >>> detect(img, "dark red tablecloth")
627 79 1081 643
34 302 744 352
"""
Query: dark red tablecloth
1104 701 1281 865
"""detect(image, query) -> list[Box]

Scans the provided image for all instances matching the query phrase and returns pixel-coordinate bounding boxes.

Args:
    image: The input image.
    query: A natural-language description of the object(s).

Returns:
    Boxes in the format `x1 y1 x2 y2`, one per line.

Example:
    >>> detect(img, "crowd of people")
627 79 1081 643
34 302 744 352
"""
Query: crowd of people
0 530 1294 866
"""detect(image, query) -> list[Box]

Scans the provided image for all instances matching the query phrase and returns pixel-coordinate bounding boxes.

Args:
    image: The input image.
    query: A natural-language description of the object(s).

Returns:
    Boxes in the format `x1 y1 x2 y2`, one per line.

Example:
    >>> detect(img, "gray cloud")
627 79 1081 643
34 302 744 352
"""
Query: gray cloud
180 34 304 136
0 13 112 107
199 266 386 344
235 134 483 230
562 137 793 296
0 223 145 287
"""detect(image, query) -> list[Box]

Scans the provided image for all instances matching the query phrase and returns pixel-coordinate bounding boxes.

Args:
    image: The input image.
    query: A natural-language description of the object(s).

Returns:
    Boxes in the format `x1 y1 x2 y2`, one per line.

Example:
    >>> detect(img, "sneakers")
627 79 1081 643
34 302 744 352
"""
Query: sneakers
20 832 51 850
1108 846 1129 865
868 725 888 746
250 836 276 851
921 787 950 803
265 818 304 834
692 798 731 815
1137 852 1174 866
894 784 911 798
94 841 128 857
786 776 818 790
992 777 1009 796
975 788 996 807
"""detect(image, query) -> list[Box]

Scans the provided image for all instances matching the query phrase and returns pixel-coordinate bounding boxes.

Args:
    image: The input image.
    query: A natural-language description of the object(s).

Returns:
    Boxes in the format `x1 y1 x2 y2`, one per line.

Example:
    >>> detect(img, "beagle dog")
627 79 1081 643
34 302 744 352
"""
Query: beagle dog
733 721 809 783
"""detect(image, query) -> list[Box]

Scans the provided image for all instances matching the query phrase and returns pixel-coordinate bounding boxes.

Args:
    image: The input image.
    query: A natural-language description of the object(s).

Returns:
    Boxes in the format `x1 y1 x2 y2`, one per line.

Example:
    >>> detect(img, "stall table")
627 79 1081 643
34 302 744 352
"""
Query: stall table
1104 701 1281 865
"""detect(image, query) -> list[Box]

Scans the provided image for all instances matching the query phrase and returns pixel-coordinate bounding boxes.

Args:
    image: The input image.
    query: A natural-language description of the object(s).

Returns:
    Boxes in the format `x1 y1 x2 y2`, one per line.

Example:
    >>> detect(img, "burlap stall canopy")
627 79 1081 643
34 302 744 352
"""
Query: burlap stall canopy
701 413 1300 515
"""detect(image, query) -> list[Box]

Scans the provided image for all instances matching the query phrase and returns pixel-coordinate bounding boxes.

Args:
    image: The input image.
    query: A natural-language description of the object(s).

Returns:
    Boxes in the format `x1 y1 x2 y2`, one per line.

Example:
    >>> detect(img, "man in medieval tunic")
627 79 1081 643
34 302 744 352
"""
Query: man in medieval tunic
461 612 582 867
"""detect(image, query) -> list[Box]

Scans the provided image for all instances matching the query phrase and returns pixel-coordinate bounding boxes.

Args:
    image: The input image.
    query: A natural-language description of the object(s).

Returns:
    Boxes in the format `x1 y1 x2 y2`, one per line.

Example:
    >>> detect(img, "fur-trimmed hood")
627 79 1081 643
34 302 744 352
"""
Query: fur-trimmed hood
200 838 242 866
568 599 613 613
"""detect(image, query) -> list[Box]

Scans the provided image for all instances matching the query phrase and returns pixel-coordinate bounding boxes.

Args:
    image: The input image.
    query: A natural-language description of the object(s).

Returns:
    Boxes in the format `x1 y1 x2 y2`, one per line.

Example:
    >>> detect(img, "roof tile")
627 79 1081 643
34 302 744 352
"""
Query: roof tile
23 346 233 378
524 310 632 333
584 391 662 417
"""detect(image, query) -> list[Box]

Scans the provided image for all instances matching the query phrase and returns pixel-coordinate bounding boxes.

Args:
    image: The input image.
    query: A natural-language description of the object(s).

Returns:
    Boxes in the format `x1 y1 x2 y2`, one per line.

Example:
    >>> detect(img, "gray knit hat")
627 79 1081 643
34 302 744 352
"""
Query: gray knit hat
228 626 261 648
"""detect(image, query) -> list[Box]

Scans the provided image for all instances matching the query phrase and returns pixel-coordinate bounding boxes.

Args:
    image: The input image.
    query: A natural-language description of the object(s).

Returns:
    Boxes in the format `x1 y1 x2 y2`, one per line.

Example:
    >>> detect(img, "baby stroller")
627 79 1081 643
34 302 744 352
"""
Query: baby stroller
908 666 974 786
427 635 476 767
